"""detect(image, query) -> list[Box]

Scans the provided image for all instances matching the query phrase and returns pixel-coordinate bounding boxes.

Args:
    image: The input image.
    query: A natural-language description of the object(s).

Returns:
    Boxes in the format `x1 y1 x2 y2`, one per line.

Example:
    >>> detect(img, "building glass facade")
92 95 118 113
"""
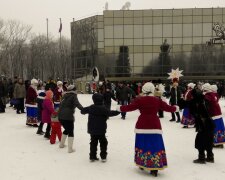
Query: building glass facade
71 8 225 80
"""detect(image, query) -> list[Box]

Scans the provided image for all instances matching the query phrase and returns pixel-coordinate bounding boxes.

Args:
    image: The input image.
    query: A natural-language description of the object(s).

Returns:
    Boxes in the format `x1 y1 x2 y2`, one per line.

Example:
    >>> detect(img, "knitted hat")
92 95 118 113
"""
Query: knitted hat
45 90 53 99
142 82 155 94
67 85 76 91
187 83 196 89
211 85 218 93
57 81 63 86
31 78 38 85
202 83 211 92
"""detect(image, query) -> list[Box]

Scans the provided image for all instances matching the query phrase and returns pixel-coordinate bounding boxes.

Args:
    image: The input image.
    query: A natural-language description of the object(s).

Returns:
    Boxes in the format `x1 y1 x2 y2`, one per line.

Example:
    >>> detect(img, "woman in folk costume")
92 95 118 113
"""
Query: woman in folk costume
181 83 196 128
53 81 63 109
204 84 225 148
25 79 38 127
117 82 179 177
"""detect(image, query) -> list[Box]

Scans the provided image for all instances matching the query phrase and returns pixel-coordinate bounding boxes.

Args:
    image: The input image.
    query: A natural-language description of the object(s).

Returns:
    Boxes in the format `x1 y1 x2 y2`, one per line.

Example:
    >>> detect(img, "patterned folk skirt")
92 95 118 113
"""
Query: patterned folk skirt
212 117 225 145
26 104 38 125
135 133 167 170
181 107 195 126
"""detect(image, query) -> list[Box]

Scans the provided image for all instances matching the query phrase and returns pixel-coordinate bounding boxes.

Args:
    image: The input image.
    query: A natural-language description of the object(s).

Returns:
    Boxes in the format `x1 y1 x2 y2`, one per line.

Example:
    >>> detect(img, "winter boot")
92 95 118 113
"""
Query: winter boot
193 154 206 164
36 123 44 135
193 150 206 164
206 151 214 163
150 170 158 177
193 158 206 164
89 157 99 162
44 132 50 139
36 129 45 135
68 137 75 153
59 134 67 148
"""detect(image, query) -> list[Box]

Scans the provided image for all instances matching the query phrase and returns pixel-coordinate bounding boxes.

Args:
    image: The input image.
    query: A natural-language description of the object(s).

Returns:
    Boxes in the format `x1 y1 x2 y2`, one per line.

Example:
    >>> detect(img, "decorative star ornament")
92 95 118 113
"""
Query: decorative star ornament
167 68 183 80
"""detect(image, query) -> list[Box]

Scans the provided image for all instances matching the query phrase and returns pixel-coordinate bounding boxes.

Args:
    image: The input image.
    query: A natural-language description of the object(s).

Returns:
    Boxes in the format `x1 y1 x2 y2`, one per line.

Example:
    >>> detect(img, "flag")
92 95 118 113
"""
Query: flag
59 19 62 33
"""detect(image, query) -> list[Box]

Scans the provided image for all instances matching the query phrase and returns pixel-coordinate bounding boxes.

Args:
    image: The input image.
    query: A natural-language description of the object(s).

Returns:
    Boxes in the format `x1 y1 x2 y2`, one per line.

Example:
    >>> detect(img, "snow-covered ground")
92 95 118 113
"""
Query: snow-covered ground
0 94 225 180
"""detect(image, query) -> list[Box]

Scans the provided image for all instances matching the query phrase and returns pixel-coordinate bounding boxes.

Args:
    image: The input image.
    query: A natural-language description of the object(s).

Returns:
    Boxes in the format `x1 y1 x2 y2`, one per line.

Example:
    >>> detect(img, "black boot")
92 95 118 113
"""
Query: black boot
193 151 206 164
89 157 99 162
36 123 44 135
193 154 205 164
206 150 214 163
193 158 206 164
44 132 50 139
36 129 45 135
150 170 158 177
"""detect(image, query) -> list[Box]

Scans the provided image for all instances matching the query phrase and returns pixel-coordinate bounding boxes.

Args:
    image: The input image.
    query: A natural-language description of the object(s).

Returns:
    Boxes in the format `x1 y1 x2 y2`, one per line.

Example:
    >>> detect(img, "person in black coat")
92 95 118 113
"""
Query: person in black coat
0 80 6 113
36 91 46 135
178 88 215 164
115 82 136 119
103 87 116 110
81 93 120 162
169 79 182 122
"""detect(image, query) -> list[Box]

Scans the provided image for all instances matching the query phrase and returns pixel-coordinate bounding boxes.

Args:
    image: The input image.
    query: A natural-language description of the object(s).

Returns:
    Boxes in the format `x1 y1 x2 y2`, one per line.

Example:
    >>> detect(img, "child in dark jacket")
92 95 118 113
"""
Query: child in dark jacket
81 93 120 162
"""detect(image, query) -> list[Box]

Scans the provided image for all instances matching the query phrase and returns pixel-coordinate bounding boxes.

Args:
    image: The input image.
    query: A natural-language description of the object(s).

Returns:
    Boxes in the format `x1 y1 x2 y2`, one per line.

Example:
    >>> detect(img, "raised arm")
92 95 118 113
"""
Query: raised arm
118 98 139 112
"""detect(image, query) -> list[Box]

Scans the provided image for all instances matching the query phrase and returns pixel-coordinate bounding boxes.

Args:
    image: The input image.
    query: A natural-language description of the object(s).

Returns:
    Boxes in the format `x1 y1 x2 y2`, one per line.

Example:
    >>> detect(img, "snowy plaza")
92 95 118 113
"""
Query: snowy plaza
1 94 225 180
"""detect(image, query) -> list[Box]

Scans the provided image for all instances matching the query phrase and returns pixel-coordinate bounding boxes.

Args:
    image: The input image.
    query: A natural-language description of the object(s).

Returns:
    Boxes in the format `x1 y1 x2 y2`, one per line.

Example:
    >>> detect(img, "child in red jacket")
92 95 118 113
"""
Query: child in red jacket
50 108 62 144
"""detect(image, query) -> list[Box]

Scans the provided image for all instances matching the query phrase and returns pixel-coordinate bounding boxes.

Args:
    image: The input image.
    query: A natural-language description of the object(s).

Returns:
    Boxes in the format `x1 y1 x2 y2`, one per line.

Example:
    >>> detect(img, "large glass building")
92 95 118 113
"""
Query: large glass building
71 8 225 80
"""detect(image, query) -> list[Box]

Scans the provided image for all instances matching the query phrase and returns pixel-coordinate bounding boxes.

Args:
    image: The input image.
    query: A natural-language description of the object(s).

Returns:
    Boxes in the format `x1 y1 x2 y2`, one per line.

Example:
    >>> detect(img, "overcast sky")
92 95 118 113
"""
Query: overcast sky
0 0 225 38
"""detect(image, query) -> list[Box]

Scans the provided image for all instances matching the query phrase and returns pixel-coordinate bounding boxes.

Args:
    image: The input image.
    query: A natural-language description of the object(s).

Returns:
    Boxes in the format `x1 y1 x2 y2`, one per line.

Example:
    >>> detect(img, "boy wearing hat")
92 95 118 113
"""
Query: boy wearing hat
81 93 120 162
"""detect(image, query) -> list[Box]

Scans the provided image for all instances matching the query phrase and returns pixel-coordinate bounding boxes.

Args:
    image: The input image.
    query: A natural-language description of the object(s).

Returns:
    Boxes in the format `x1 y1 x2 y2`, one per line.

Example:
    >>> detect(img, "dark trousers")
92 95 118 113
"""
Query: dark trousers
195 131 214 159
171 112 180 121
119 100 128 118
60 120 74 137
90 134 108 159
16 98 25 113
38 122 51 132
0 98 5 112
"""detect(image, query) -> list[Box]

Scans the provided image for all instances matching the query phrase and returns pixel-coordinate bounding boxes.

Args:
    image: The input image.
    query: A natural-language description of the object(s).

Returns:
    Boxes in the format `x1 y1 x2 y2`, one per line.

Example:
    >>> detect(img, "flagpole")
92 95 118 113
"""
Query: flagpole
59 18 62 52
46 18 49 44
59 18 62 80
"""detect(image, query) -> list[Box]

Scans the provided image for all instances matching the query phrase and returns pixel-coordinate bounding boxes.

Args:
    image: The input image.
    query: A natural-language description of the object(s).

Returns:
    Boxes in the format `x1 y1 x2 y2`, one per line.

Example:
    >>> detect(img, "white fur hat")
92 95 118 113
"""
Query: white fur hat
31 78 38 85
142 82 155 94
187 83 196 89
211 85 218 93
202 83 211 92
57 81 63 86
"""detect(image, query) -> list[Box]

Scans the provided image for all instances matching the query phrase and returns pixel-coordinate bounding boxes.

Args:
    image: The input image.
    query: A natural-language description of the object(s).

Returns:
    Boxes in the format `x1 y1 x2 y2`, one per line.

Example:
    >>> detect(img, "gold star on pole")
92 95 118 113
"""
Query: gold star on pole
168 68 183 80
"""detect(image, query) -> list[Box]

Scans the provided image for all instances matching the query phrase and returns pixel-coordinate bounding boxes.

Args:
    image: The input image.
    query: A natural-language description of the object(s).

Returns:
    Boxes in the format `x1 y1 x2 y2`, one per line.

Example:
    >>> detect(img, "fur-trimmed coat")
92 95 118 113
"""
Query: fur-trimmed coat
119 95 177 132
25 86 37 104
54 87 63 102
